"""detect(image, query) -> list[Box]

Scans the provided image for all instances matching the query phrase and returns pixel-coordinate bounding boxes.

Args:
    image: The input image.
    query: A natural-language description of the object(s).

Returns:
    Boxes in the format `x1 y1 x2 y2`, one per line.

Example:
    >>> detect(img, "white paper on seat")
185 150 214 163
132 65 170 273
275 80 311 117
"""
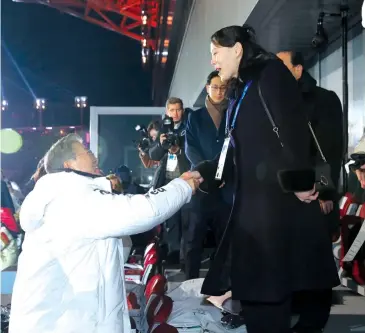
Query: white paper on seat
124 263 143 270
167 278 205 301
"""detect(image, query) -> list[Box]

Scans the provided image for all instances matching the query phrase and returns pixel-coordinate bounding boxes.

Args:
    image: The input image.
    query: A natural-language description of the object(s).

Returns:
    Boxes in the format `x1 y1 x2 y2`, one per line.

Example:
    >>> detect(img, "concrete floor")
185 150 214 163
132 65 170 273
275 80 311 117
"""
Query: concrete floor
325 287 365 333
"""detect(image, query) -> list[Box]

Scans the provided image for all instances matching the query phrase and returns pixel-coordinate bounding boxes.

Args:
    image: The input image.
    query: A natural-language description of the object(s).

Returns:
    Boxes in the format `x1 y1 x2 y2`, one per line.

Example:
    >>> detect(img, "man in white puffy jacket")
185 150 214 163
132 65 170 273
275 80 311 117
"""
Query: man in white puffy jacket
9 133 202 333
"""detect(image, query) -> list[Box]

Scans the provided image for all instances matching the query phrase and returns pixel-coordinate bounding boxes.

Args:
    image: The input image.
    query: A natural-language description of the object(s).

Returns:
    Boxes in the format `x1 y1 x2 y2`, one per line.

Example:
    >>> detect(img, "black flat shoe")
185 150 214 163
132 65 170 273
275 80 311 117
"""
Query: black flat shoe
220 313 245 329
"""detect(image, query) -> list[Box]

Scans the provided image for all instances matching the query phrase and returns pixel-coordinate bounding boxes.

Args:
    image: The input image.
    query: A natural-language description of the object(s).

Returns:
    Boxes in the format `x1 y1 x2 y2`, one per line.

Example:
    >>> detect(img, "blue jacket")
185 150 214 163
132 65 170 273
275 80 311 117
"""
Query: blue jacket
185 107 226 169
185 107 233 205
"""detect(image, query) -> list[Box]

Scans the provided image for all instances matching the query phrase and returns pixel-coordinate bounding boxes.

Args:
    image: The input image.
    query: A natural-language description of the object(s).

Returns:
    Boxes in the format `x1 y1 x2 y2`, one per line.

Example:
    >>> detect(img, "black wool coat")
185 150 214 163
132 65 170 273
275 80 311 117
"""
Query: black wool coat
200 58 339 303
299 71 344 235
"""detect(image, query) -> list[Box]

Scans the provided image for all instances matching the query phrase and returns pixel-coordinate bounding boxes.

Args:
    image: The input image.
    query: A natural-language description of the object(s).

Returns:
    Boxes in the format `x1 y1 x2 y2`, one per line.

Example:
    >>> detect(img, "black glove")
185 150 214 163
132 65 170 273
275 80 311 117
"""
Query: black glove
193 160 223 194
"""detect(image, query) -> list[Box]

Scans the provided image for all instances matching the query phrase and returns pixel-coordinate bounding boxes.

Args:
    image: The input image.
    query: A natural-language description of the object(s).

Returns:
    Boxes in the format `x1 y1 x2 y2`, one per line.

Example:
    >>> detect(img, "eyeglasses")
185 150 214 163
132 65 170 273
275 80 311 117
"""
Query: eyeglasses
210 85 227 91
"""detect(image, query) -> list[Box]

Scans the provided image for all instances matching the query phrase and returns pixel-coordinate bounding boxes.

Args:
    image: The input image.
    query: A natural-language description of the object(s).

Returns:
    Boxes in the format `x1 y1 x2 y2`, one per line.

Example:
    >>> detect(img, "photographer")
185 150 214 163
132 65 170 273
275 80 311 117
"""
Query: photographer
138 120 160 169
149 97 190 264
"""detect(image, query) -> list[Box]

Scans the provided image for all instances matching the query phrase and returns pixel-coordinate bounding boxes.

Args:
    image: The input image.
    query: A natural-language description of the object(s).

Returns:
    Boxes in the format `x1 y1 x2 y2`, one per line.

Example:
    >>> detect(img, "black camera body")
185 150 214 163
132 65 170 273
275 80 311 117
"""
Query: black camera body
160 116 179 150
133 125 151 153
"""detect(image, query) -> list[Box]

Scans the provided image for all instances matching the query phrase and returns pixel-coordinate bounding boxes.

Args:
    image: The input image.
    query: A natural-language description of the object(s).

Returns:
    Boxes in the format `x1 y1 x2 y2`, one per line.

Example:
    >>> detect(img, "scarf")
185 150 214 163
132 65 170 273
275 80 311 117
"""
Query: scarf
205 97 229 129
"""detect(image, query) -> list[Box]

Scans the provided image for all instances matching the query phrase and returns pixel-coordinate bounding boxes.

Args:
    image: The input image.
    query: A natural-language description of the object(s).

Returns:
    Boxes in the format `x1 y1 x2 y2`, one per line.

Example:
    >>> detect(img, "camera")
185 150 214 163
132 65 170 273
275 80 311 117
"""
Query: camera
160 116 179 150
133 125 151 153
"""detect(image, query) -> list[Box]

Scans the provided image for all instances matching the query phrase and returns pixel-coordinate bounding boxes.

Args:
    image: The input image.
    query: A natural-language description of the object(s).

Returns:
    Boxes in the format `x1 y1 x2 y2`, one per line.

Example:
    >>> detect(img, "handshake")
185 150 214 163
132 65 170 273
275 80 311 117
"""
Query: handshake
179 171 204 194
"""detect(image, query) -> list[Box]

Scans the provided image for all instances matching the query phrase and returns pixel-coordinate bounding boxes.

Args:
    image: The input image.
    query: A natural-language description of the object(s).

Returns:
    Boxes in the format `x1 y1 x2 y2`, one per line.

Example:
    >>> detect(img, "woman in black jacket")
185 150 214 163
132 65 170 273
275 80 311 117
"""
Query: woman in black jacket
199 25 339 333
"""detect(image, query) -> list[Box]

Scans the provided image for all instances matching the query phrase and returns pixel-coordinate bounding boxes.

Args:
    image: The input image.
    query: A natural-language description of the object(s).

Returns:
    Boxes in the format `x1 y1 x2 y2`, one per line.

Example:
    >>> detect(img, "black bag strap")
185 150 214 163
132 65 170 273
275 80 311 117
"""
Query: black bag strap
307 122 327 163
258 82 327 163
257 83 283 147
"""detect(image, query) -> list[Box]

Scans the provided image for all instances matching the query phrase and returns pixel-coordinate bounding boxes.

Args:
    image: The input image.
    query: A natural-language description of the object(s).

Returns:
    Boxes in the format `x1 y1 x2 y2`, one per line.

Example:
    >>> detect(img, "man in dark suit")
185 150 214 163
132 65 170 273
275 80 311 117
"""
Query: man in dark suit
184 71 232 279
277 50 344 333
277 51 343 235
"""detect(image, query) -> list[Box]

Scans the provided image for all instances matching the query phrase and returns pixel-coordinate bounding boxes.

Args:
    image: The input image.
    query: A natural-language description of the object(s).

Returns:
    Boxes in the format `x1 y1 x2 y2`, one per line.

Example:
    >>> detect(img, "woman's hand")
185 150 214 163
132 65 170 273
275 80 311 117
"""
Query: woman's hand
294 187 318 203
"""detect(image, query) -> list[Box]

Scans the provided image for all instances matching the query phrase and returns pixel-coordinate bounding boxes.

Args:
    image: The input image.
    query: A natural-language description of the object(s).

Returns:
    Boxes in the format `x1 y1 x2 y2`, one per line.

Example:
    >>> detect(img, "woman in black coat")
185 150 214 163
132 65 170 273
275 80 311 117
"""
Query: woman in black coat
199 25 339 333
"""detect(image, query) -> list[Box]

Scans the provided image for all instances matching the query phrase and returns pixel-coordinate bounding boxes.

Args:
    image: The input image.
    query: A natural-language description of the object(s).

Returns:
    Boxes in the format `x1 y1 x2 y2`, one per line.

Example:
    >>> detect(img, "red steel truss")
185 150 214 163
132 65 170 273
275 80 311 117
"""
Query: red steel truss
13 0 159 49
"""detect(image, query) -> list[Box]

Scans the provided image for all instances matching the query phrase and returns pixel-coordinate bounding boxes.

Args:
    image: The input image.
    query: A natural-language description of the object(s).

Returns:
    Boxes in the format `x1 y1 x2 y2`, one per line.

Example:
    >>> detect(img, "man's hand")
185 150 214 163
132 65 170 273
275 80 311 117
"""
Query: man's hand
294 186 319 203
355 167 365 189
319 200 334 215
160 134 167 145
180 171 204 194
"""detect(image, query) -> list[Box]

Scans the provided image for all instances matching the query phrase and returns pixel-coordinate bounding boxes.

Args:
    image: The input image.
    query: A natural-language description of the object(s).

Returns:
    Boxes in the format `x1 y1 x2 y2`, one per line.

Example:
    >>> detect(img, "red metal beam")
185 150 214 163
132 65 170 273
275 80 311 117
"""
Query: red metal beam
13 0 159 49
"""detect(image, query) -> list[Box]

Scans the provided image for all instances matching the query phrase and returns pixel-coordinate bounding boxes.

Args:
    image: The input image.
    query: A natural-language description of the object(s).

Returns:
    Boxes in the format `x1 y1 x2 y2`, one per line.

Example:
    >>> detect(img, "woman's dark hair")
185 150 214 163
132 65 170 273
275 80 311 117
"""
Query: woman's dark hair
206 71 220 85
147 120 160 133
211 24 272 72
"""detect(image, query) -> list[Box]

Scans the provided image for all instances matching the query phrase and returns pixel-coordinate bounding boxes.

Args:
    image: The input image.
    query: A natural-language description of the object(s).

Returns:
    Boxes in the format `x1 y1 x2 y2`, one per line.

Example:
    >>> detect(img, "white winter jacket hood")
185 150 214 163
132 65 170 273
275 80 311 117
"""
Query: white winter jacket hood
9 170 192 333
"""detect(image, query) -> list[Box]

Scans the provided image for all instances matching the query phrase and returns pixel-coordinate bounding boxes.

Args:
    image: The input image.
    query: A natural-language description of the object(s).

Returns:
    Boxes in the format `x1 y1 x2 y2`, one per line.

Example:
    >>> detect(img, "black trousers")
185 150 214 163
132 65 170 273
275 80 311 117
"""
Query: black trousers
182 191 231 280
240 289 332 333
292 289 332 332
240 297 292 333
162 206 189 256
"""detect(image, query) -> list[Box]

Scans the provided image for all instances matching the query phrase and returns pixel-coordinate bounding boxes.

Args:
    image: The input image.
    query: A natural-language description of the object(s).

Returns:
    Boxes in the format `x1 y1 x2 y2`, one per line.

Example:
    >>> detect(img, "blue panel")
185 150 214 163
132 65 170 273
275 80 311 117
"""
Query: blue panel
1 271 17 295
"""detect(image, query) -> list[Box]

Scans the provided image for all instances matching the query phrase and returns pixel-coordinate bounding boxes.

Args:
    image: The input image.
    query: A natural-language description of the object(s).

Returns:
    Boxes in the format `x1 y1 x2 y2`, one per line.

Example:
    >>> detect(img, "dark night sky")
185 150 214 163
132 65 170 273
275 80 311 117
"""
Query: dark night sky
1 0 153 128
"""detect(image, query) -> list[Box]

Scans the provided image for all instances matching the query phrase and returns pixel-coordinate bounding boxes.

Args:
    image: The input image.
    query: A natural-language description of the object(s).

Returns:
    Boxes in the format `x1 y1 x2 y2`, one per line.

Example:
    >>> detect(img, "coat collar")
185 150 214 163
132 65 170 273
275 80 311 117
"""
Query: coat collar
298 70 317 93
60 168 103 179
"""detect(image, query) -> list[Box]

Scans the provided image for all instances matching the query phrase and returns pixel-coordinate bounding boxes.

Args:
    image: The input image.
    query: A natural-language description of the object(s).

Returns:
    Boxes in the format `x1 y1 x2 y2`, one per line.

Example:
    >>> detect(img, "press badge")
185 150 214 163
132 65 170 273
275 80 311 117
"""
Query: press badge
215 136 230 180
166 153 178 172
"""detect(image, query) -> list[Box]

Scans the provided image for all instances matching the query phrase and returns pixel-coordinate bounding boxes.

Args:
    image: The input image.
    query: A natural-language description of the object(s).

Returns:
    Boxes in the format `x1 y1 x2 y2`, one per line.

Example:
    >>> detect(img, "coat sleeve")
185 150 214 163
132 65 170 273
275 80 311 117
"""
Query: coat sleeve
260 60 315 192
185 112 205 168
75 178 192 239
315 90 344 201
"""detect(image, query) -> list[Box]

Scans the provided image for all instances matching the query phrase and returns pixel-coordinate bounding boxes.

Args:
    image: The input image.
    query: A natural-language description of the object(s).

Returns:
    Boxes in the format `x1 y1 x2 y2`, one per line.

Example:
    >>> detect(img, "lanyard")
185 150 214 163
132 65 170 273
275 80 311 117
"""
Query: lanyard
225 80 253 135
